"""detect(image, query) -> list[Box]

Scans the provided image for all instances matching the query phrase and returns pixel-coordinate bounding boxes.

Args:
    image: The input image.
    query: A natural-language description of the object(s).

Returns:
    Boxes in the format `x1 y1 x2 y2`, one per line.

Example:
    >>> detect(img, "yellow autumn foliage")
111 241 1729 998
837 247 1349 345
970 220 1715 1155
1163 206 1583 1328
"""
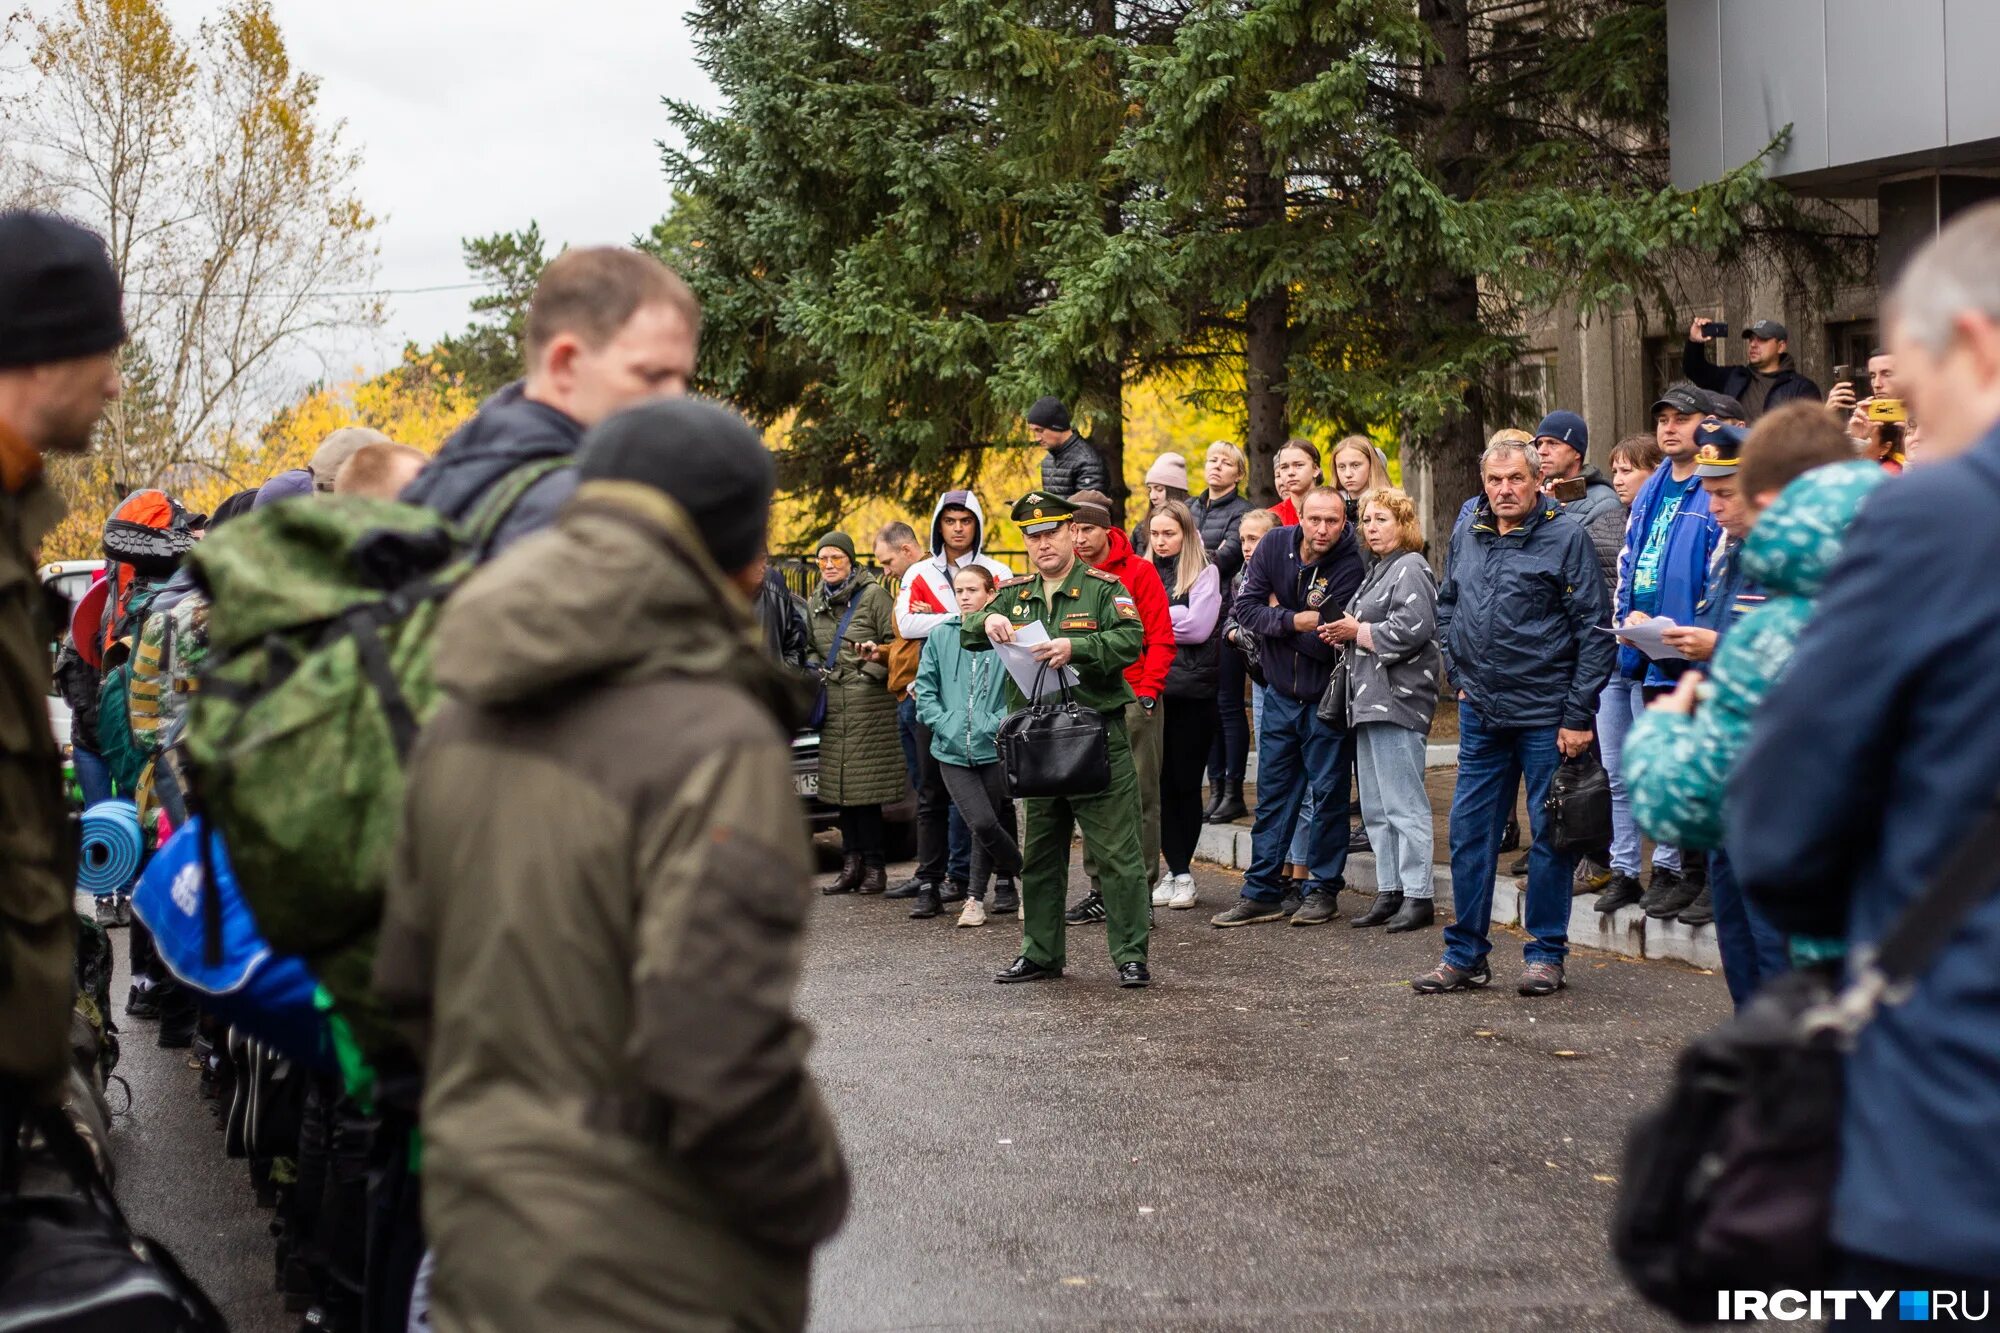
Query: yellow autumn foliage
43 351 479 560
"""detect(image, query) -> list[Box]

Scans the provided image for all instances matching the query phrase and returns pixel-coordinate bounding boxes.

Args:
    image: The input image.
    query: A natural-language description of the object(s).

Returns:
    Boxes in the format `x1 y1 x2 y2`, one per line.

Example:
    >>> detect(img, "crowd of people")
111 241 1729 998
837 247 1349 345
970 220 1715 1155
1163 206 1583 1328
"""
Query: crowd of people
5 192 2000 1330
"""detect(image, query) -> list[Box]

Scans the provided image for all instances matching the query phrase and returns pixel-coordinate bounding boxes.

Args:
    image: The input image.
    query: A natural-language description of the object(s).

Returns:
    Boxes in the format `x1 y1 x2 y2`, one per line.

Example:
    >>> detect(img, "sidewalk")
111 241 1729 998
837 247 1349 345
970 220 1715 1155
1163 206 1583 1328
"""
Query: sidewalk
1204 763 1722 973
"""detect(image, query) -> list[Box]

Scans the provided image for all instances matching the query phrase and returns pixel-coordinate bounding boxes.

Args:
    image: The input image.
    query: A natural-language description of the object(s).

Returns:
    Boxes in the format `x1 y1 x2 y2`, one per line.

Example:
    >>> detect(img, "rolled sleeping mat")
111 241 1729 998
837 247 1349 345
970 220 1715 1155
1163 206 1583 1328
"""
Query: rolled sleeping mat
77 798 143 896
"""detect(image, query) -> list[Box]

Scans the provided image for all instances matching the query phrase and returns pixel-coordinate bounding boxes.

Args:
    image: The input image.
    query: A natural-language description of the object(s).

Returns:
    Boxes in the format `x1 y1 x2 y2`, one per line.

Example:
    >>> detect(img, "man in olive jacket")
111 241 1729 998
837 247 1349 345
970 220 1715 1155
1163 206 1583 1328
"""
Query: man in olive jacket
0 212 124 1113
376 398 848 1333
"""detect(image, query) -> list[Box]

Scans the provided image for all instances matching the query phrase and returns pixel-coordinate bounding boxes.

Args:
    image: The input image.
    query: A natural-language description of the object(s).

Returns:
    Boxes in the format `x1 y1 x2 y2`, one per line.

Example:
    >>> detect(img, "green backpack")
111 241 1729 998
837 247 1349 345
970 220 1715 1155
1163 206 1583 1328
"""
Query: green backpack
182 461 566 1053
95 580 165 797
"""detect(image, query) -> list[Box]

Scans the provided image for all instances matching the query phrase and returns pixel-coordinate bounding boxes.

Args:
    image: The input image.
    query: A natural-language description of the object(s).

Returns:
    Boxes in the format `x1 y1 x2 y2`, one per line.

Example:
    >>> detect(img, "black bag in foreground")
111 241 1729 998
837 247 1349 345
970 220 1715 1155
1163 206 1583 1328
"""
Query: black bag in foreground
1544 749 1612 859
0 1104 226 1331
996 666 1111 799
1613 795 2000 1324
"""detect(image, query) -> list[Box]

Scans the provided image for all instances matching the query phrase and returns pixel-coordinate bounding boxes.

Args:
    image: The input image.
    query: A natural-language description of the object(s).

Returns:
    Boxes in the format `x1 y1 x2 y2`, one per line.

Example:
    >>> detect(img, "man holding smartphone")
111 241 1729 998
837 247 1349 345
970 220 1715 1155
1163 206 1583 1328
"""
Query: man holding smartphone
1684 316 1823 422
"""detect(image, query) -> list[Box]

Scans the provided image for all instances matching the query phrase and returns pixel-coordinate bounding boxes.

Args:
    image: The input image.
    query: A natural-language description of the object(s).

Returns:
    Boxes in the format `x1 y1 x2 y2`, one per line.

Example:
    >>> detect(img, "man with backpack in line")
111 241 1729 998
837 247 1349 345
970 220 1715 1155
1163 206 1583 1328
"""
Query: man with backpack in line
0 211 126 1124
402 246 701 555
376 397 849 1332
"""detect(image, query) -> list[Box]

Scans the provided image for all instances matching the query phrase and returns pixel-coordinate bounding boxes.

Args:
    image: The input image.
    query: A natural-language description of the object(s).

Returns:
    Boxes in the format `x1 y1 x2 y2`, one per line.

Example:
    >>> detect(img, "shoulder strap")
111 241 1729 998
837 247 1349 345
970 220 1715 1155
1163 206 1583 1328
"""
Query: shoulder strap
464 457 573 557
829 589 865 663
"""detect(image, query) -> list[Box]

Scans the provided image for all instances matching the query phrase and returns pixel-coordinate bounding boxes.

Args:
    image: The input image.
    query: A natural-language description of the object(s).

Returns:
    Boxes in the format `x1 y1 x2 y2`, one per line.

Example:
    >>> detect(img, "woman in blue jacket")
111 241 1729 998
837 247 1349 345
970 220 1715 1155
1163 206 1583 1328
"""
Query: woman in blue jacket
914 566 1020 927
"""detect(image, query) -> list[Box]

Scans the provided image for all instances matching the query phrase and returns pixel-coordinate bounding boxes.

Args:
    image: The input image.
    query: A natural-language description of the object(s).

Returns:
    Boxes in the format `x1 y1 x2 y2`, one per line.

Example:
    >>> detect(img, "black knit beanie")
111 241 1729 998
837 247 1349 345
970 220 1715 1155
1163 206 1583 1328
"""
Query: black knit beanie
0 211 126 369
576 397 775 572
1025 396 1071 432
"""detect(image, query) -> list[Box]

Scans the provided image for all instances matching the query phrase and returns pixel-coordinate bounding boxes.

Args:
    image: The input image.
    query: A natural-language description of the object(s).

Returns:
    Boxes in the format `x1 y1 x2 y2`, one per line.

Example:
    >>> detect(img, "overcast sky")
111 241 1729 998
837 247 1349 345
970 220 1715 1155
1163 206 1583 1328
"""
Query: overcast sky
161 0 718 376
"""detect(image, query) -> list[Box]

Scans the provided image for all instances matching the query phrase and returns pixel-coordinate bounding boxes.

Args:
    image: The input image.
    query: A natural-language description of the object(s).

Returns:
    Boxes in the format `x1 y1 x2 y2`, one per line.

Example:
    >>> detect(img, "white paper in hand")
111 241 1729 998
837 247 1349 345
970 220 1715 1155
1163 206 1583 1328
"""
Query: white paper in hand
1601 616 1681 662
996 620 1081 699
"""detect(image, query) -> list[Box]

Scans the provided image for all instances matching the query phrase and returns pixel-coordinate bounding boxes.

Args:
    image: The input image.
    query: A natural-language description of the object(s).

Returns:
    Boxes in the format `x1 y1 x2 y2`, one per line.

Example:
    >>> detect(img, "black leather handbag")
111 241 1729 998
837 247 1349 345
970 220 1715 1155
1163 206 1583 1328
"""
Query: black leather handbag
1544 749 1613 859
996 666 1112 798
1614 794 2000 1322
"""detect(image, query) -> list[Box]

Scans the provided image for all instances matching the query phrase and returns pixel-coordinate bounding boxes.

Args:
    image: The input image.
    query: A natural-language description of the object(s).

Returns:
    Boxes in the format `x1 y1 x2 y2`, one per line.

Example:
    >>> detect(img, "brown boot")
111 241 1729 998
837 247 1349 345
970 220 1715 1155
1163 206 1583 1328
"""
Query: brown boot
823 852 864 895
859 861 888 895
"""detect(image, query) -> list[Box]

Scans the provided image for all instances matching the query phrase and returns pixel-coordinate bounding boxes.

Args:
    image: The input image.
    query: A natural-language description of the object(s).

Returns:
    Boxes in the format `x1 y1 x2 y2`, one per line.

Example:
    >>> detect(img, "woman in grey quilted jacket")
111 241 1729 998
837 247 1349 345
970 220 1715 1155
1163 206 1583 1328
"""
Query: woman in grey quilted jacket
1323 488 1442 933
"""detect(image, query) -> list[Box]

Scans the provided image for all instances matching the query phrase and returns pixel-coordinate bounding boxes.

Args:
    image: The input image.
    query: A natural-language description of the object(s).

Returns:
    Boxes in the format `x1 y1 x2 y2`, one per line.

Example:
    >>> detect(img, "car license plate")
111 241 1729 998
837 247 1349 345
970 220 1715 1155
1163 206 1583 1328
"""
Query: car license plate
794 772 818 798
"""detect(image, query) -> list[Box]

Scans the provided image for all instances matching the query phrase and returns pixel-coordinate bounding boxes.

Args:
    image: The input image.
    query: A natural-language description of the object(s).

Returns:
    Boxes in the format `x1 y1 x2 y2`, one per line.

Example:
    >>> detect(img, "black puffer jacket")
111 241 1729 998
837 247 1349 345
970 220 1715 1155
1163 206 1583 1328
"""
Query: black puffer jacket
401 381 583 559
53 638 101 750
1040 435 1109 498
1190 489 1250 583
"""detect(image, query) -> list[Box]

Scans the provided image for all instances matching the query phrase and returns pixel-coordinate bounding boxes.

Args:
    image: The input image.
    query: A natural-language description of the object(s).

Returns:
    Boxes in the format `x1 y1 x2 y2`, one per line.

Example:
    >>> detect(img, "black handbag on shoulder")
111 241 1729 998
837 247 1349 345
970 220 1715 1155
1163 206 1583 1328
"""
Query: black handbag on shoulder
1613 795 2000 1323
1544 749 1613 859
996 666 1112 799
0 1102 226 1331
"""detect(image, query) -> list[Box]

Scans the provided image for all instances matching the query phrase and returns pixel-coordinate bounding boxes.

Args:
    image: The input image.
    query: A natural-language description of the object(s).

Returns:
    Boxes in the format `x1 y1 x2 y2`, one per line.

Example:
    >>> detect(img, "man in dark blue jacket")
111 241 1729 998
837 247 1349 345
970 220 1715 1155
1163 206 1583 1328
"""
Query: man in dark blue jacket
1415 440 1612 997
1210 487 1365 928
404 247 700 558
1728 201 2000 1298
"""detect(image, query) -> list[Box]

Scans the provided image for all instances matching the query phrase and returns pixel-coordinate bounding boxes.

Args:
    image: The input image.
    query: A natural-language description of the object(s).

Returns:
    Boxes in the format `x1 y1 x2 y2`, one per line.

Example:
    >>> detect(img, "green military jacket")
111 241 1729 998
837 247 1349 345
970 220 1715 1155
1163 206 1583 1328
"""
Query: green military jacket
0 475 75 1103
963 558 1143 714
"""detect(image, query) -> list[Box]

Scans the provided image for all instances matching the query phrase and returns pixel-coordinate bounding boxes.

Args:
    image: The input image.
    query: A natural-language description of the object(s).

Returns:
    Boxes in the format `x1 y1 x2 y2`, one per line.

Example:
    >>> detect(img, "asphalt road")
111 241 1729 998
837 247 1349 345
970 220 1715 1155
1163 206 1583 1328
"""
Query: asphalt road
100 851 1732 1333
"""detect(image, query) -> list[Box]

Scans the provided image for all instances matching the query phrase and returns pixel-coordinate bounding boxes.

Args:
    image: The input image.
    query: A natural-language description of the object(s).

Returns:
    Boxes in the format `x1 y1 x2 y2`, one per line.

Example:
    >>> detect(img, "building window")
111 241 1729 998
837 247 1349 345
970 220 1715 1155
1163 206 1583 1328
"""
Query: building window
1827 319 1878 374
1642 335 1681 415
1505 349 1558 424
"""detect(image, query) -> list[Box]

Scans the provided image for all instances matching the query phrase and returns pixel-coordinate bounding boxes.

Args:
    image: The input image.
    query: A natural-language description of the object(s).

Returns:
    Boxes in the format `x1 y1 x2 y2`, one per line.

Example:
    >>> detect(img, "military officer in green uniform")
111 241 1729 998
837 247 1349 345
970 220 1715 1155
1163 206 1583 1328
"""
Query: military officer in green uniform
963 491 1152 988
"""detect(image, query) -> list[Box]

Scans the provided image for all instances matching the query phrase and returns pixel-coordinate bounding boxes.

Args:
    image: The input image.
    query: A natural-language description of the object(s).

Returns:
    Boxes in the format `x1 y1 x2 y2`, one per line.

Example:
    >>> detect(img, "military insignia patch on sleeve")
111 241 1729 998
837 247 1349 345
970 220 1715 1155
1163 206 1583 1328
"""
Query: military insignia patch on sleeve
1113 595 1139 620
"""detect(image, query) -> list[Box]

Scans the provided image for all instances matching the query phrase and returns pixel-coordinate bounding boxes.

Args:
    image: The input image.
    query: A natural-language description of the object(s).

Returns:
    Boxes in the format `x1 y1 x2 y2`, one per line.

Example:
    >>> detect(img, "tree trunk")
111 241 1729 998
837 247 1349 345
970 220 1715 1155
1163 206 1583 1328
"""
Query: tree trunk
1241 128 1289 506
1091 349 1129 527
1414 0 1482 567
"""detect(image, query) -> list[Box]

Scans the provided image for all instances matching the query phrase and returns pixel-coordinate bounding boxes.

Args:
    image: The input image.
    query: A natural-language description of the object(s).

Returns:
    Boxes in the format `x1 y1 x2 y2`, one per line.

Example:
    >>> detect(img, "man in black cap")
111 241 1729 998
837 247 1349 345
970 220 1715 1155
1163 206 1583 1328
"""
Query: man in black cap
1024 396 1109 497
0 210 126 1111
377 396 849 1333
1684 316 1822 422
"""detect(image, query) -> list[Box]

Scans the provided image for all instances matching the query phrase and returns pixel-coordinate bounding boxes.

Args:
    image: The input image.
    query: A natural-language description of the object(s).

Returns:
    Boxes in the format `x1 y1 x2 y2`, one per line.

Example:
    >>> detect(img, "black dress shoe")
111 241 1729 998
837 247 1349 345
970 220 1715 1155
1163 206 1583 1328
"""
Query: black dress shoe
885 877 926 900
909 885 941 919
995 956 1063 984
1118 962 1151 988
1349 890 1402 928
1384 896 1435 933
1348 824 1371 854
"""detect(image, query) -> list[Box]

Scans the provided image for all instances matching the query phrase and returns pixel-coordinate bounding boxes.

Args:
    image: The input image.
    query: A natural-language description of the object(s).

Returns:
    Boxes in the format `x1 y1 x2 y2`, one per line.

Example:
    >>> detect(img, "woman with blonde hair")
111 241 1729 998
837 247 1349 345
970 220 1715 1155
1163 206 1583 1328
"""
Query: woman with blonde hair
1331 435 1393 523
1322 488 1442 932
1146 500 1223 908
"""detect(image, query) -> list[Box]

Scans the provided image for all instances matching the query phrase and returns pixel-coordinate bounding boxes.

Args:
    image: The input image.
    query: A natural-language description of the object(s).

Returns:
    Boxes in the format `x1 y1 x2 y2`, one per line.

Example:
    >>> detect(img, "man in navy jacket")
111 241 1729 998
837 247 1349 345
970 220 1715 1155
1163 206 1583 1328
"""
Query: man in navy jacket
1729 202 2000 1297
1210 487 1365 929
1415 440 1612 998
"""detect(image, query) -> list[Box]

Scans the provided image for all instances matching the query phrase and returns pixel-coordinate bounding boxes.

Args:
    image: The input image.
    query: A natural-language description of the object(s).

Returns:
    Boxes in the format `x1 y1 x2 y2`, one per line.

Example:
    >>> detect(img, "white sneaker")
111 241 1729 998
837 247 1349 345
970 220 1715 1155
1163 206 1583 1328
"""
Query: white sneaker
1169 873 1198 909
1151 872 1175 906
957 897 988 928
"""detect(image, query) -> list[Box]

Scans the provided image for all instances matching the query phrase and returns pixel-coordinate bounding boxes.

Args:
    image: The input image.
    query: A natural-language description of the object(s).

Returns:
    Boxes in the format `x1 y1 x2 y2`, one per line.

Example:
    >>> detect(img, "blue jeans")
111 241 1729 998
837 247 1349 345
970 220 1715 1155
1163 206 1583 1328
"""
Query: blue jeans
74 745 114 806
898 697 971 884
1445 704 1572 969
1242 691 1352 901
1708 849 1788 1009
1597 678 1680 877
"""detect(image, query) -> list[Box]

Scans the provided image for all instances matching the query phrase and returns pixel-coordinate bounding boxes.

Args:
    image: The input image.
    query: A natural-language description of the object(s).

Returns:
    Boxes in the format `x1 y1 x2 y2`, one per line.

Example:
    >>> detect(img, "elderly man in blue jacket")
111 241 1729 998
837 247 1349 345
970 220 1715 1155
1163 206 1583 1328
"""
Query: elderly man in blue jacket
1729 201 2000 1305
1415 439 1613 998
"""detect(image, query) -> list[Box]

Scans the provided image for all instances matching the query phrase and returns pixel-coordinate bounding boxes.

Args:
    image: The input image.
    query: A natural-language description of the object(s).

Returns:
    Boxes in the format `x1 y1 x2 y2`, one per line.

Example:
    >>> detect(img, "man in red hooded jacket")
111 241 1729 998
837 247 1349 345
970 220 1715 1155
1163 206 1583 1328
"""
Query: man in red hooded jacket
1064 489 1174 924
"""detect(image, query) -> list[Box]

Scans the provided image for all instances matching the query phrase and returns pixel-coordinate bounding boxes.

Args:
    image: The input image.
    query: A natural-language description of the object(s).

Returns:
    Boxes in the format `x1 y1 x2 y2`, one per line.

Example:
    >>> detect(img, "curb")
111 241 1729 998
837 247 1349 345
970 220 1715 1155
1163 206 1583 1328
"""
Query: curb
1192 823 1721 971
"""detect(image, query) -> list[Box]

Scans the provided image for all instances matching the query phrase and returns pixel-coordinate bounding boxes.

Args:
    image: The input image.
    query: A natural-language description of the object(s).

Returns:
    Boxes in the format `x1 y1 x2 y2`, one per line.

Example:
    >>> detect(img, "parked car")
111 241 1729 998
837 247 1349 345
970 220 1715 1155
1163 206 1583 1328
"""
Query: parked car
789 727 917 857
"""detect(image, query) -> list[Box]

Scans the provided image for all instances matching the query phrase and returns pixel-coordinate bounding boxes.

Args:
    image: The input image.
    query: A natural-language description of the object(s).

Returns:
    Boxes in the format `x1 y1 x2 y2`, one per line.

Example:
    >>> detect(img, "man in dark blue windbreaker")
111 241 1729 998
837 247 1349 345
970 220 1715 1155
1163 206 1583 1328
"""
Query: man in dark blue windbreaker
1730 201 2000 1302
1415 438 1612 998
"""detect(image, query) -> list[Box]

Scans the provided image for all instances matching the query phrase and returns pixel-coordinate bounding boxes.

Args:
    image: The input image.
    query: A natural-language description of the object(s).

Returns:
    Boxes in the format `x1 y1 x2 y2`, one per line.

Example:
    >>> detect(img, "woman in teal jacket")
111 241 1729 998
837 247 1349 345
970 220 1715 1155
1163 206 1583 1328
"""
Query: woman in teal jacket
1624 460 1885 852
914 566 1020 927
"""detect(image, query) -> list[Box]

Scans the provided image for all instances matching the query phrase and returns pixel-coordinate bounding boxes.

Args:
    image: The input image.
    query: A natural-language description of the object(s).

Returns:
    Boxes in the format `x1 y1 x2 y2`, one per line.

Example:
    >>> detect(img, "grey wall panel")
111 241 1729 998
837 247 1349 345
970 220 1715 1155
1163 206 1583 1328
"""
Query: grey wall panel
1721 0 1828 176
1668 0 1725 189
1827 0 1946 164
1946 0 2000 144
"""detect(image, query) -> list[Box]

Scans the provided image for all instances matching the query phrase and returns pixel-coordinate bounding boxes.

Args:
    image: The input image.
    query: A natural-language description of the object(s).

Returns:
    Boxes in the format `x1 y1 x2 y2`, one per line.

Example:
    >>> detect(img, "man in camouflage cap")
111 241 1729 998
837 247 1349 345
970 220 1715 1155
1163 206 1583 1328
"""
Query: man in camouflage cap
962 491 1152 987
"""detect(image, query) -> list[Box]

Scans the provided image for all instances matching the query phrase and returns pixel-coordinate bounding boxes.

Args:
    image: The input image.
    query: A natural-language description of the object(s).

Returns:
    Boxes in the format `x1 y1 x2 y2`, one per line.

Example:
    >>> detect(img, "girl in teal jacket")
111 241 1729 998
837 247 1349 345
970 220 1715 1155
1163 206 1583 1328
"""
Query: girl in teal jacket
1624 460 1885 853
914 566 1020 927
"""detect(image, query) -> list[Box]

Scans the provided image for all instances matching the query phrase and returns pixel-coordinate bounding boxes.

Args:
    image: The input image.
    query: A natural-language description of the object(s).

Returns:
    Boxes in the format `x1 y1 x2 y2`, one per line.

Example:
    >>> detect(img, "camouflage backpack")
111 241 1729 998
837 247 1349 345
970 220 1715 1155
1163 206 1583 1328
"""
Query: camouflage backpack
181 461 566 1054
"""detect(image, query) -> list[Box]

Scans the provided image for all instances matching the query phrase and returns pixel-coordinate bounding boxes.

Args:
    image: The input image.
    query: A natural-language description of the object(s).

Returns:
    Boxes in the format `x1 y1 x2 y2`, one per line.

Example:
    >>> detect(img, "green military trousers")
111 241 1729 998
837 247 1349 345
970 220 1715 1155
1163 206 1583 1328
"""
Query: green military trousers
1019 713 1149 969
